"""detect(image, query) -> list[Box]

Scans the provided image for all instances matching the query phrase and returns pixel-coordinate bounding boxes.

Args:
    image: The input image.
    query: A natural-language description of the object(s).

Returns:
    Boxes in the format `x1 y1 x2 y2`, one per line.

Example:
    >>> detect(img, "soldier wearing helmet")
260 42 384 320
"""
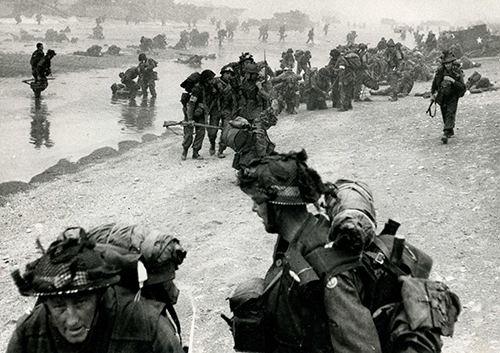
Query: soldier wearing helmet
224 151 458 353
296 50 312 76
431 50 466 144
7 230 183 353
206 66 238 158
180 69 216 160
240 62 265 122
138 53 158 98
32 49 56 97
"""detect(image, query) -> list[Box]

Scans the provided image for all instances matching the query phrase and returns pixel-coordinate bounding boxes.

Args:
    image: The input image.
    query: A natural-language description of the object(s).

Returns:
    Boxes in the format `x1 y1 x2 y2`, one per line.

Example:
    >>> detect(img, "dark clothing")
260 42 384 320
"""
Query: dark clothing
183 82 209 153
35 56 52 81
7 287 182 353
232 114 276 170
336 56 356 110
30 49 44 80
304 71 329 110
258 214 442 353
262 214 381 353
440 99 458 136
240 78 264 122
138 59 157 98
296 55 311 76
431 65 465 136
207 77 235 151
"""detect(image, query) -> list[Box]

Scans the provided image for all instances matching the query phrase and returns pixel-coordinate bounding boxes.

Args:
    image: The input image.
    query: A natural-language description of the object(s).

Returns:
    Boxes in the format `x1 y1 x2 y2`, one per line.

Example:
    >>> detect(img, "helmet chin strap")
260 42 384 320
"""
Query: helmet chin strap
266 203 280 234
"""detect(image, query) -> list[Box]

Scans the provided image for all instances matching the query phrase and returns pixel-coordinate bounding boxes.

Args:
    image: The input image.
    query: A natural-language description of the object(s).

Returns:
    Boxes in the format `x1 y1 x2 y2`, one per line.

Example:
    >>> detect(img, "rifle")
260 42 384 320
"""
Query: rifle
163 120 224 130
426 100 436 118
22 78 55 84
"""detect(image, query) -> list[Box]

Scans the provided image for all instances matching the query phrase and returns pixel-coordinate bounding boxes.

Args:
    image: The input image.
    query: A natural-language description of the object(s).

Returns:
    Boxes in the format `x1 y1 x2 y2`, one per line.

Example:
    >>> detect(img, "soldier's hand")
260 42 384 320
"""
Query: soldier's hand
443 76 455 83
430 93 436 102
184 120 195 127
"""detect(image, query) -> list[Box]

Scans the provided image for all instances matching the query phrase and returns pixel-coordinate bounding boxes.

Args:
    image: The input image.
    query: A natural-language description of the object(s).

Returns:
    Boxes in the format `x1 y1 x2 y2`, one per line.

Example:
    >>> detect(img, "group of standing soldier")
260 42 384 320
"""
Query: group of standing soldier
179 52 277 165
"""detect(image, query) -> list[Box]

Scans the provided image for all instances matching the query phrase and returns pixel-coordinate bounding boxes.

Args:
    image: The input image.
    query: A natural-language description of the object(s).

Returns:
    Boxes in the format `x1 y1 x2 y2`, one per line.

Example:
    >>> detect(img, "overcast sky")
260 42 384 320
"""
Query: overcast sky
185 0 500 24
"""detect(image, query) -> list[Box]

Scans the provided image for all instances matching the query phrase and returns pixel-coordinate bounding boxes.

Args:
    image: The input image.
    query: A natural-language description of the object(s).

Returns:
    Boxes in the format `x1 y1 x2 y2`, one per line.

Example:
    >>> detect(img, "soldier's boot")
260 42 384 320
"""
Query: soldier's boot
389 95 398 102
441 135 448 144
209 143 216 156
181 148 188 161
192 151 204 160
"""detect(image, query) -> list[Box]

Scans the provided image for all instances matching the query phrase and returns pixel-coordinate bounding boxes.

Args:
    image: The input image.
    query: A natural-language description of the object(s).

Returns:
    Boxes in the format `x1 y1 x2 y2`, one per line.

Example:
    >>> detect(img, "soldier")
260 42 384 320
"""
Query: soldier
86 223 187 345
328 49 342 108
425 30 437 52
119 66 140 98
240 63 265 123
180 69 216 160
30 43 44 81
431 51 466 144
377 37 388 51
353 43 369 101
385 39 403 101
7 231 183 353
207 66 237 158
281 48 295 69
306 27 315 44
33 49 56 97
335 51 356 111
324 23 329 36
138 53 158 98
224 151 460 353
278 25 287 42
304 67 330 110
296 50 312 76
273 70 300 114
217 29 227 47
228 103 278 170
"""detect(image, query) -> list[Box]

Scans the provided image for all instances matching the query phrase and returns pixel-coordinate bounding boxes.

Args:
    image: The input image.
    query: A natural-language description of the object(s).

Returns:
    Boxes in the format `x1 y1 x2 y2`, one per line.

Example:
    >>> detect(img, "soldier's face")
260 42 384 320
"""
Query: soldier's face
46 292 98 344
444 63 452 70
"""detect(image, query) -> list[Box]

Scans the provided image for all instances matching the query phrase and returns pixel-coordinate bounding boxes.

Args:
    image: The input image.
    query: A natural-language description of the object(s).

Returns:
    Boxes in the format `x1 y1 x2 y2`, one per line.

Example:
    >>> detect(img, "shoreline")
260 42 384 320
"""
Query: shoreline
0 131 169 202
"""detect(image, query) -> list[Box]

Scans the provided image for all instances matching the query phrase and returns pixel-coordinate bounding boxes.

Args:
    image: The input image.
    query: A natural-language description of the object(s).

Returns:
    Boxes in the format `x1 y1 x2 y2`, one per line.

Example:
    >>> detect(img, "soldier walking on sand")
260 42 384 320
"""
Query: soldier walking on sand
306 27 315 44
431 50 466 144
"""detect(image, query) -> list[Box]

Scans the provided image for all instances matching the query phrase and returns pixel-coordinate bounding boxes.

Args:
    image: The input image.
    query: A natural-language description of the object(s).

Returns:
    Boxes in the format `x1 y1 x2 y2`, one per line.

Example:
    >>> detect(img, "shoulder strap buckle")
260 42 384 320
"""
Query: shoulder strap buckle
374 252 385 265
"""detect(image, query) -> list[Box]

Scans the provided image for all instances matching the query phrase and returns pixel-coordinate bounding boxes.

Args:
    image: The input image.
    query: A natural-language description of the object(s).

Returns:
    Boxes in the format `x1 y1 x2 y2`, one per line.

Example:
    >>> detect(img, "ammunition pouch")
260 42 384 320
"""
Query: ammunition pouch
400 276 461 337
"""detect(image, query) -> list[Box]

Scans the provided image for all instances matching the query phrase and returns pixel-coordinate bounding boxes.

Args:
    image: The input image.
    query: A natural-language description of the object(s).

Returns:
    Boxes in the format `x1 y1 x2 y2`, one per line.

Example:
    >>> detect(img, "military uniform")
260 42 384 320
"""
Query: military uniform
385 40 403 101
335 55 356 111
30 47 44 81
296 51 311 76
7 287 182 353
240 63 265 123
182 82 208 159
431 52 466 142
229 160 460 353
207 74 237 156
121 67 140 98
231 108 277 170
304 68 330 110
138 57 157 98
